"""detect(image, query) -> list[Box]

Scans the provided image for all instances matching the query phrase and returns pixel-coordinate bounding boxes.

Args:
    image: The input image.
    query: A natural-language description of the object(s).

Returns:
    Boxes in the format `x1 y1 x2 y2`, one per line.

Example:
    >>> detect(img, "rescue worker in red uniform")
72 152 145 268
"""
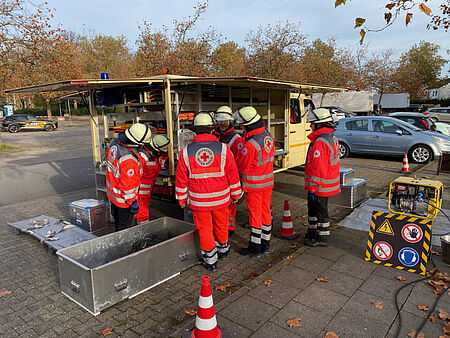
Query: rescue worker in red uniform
106 123 150 231
175 113 241 272
304 108 340 247
233 107 274 258
212 105 245 236
136 135 170 224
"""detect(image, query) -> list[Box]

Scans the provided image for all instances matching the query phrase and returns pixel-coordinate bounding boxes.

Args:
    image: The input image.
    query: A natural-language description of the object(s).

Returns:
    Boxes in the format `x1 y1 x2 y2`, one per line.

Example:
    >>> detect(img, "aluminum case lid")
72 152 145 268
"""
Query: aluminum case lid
69 198 108 210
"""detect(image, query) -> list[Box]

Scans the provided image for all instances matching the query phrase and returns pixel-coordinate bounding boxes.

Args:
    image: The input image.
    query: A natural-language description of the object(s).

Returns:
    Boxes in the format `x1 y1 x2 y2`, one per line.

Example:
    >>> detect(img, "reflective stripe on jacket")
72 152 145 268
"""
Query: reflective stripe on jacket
304 127 340 197
138 146 166 196
175 134 241 211
212 127 245 164
238 127 275 192
106 139 142 208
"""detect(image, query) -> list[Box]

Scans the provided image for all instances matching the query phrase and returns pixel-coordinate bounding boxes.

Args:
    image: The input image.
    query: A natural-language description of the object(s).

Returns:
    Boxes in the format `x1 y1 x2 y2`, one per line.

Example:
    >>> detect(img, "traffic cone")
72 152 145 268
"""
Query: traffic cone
191 276 221 338
276 200 299 240
401 154 410 173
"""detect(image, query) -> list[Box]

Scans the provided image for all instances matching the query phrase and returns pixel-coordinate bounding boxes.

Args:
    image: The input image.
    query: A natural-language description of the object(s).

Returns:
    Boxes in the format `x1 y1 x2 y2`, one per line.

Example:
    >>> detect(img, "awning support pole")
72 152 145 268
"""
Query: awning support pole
88 89 101 166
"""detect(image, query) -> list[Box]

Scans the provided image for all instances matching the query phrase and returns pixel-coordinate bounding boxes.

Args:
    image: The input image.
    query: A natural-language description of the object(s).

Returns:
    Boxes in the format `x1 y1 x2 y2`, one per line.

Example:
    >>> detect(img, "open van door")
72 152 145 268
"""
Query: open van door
287 94 314 167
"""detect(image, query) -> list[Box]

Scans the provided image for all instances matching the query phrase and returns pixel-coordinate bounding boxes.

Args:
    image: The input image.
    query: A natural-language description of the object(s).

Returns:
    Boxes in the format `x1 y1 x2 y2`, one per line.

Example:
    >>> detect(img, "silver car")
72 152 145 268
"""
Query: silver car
335 116 450 163
425 107 450 122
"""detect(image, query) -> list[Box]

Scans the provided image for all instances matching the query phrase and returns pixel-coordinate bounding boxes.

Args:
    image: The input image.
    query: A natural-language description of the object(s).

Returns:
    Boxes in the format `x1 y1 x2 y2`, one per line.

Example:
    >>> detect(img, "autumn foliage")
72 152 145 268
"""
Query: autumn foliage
1 0 449 109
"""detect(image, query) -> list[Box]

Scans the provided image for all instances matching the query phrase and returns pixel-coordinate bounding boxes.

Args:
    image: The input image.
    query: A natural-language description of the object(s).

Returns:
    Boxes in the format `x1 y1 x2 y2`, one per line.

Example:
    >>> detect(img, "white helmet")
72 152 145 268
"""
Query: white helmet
149 135 170 153
193 113 215 127
306 108 333 124
215 106 233 122
232 106 262 125
125 123 151 145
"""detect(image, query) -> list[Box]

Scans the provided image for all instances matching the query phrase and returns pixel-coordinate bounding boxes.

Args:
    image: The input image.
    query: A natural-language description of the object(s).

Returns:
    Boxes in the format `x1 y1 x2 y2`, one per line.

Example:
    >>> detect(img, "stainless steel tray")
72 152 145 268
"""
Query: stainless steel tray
56 217 201 315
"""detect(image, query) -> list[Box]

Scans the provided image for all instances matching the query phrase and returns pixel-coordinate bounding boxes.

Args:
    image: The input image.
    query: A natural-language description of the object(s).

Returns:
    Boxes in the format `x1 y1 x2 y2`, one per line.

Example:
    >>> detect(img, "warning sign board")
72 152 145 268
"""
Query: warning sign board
373 241 393 260
376 220 394 236
365 211 432 275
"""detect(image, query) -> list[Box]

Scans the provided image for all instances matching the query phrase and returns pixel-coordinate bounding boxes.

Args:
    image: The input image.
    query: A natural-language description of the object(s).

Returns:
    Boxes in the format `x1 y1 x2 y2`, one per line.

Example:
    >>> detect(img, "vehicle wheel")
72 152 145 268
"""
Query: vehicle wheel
338 142 350 158
44 124 54 132
8 124 19 133
409 145 432 164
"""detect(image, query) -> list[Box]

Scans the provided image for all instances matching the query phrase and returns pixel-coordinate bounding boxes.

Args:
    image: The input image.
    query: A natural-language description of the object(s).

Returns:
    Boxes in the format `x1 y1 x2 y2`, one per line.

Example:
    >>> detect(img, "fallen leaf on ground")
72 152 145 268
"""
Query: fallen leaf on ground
215 284 230 292
289 242 301 249
0 290 12 298
303 223 308 226
332 224 340 228
431 249 443 256
418 304 430 312
101 327 113 336
407 329 424 338
248 273 258 279
396 276 407 281
301 215 307 219
423 176 430 179
438 308 450 321
444 321 450 335
264 280 272 287
286 255 293 260
316 276 329 282
428 313 438 323
373 301 384 310
184 308 197 316
324 331 340 338
286 317 301 327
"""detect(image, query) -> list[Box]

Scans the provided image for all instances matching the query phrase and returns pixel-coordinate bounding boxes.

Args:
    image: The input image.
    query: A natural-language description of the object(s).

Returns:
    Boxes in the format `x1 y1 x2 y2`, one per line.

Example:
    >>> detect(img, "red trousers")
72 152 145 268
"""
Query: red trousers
136 181 154 223
193 207 229 252
245 189 273 229
228 202 236 230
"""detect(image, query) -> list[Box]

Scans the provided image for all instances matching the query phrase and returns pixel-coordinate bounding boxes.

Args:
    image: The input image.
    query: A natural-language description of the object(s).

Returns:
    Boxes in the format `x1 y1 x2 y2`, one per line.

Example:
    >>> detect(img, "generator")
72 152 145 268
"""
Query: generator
388 176 443 219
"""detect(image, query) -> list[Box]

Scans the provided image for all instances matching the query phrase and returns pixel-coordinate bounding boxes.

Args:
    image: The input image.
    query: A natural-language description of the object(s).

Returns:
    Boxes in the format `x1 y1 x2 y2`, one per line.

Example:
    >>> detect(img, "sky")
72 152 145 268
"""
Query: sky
48 0 449 74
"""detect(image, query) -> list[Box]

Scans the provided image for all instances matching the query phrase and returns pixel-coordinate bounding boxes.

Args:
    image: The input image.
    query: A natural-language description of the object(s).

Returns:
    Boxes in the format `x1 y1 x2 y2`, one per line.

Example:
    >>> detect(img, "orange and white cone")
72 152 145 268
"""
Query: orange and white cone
276 200 299 240
401 154 410 173
191 276 221 338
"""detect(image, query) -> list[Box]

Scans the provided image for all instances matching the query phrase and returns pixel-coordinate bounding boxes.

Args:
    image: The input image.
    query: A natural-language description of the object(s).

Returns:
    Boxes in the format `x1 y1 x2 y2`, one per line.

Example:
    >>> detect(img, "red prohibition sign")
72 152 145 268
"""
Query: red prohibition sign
373 241 393 261
401 224 423 243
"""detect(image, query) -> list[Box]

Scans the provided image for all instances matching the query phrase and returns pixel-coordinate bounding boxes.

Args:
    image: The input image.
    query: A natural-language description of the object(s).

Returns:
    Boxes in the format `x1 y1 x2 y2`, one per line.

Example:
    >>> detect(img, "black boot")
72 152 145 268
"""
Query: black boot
239 240 261 258
304 228 319 247
202 261 218 272
261 224 271 254
317 235 329 247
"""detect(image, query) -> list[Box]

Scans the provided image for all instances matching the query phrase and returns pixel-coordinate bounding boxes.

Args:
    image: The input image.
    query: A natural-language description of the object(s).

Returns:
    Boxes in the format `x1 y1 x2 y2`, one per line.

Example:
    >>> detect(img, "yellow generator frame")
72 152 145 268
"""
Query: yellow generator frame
388 176 443 219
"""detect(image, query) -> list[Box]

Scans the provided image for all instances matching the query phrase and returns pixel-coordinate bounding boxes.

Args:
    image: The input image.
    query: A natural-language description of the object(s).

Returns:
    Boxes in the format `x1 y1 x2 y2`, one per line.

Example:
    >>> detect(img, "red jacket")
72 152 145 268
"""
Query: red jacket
106 139 142 208
175 134 241 211
237 127 274 192
212 126 244 163
138 145 167 196
305 127 340 197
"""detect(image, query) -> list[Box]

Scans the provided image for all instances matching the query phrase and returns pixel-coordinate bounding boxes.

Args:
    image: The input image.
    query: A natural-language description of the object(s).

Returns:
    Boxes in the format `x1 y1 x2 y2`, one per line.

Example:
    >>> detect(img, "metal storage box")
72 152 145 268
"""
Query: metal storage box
340 167 355 186
69 198 108 235
56 217 201 315
330 178 367 208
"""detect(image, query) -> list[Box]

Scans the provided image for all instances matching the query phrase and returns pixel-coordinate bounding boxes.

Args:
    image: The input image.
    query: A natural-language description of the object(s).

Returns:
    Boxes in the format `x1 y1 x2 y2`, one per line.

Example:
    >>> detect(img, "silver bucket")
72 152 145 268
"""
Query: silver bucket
441 235 450 264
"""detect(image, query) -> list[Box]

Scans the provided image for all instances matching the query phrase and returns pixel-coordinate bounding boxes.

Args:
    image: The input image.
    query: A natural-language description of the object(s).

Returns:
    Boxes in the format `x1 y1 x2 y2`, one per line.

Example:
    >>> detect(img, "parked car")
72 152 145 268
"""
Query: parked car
335 116 450 163
388 112 436 131
1 114 58 133
321 106 355 122
434 122 450 137
425 107 450 122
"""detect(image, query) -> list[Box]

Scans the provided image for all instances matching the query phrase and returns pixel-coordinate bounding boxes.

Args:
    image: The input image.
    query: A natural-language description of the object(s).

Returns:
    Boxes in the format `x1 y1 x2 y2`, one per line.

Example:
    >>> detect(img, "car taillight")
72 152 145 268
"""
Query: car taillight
423 112 429 115
420 119 429 129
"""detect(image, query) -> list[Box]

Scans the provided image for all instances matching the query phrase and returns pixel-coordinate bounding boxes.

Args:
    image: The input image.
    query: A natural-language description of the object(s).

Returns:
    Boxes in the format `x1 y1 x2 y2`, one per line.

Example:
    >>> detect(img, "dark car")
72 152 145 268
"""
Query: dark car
388 112 436 131
1 114 58 133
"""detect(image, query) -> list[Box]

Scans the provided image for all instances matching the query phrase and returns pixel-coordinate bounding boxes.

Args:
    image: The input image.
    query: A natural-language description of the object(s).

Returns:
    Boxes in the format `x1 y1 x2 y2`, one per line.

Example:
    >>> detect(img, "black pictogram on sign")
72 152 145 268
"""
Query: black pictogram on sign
401 224 423 243
373 241 393 260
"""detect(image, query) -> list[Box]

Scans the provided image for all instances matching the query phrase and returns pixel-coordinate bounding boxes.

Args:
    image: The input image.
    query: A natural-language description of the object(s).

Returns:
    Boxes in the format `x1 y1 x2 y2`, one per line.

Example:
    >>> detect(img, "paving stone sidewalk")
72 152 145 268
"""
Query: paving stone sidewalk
0 157 448 337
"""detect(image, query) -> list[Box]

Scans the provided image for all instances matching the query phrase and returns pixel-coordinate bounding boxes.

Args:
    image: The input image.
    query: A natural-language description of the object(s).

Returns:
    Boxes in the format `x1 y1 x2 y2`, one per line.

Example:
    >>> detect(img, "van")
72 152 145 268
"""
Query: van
425 107 450 122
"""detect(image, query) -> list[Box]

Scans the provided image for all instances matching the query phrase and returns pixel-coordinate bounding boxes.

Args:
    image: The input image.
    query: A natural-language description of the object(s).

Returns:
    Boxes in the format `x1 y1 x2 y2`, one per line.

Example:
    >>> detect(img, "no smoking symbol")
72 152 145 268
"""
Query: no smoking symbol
401 224 423 243
373 241 393 261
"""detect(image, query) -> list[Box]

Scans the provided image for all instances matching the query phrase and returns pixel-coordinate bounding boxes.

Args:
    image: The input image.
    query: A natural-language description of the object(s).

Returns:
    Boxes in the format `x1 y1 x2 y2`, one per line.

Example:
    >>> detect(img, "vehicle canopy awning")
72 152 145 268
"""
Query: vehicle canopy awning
5 75 347 94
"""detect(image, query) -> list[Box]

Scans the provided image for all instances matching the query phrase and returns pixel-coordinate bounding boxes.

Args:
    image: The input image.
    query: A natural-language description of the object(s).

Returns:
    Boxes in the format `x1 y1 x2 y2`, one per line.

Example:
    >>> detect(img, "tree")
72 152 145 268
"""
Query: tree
245 21 306 80
298 38 355 87
210 42 247 76
335 0 450 43
393 40 447 99
364 50 398 104
77 32 133 79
